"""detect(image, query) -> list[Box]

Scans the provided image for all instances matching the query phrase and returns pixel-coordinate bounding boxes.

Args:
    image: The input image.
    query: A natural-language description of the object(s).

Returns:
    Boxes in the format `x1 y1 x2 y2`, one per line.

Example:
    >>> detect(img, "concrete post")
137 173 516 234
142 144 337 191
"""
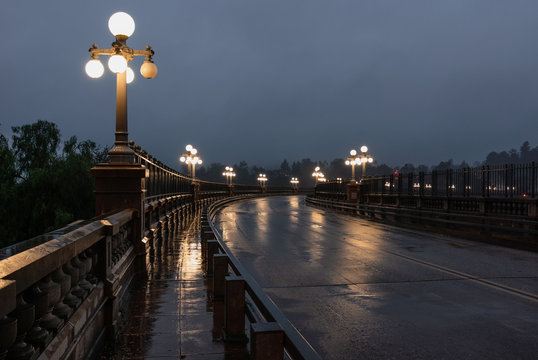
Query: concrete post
250 322 284 360
223 275 248 359
206 240 219 277
347 182 358 203
91 163 146 344
212 254 228 340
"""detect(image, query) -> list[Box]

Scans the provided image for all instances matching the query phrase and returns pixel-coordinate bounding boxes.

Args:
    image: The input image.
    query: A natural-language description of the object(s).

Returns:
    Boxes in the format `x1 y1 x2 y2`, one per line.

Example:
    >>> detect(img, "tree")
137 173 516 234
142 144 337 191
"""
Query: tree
11 120 60 179
280 159 291 175
0 120 107 248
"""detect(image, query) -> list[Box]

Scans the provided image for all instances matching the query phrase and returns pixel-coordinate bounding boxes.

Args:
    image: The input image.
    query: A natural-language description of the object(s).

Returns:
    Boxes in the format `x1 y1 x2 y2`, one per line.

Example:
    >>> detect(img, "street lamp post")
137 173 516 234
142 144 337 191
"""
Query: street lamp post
257 173 268 192
179 144 203 180
85 12 158 164
312 166 325 185
345 149 359 182
290 177 299 191
222 166 236 185
358 145 374 179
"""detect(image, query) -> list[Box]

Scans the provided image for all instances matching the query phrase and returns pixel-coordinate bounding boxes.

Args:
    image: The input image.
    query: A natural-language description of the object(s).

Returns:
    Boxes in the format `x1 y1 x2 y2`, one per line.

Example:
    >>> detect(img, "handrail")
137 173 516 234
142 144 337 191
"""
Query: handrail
205 196 322 360
305 196 538 245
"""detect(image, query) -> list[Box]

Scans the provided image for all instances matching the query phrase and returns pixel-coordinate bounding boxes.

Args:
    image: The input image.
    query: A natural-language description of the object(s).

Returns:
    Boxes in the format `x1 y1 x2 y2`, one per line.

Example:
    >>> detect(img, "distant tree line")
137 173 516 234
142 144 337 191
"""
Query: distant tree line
195 141 538 187
0 120 108 248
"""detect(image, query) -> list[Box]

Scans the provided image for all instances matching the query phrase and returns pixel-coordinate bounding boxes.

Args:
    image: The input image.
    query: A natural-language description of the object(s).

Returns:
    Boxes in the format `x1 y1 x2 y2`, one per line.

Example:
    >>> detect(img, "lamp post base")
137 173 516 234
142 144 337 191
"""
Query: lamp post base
108 144 135 164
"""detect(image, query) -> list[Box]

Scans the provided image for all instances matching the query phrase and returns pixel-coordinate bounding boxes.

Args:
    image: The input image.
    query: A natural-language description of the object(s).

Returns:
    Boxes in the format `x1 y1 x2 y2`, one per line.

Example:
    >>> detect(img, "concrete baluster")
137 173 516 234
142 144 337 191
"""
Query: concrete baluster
23 286 51 349
37 275 63 333
0 316 17 360
50 268 73 321
61 262 82 307
7 295 36 360
86 249 99 284
80 251 96 287
72 256 92 295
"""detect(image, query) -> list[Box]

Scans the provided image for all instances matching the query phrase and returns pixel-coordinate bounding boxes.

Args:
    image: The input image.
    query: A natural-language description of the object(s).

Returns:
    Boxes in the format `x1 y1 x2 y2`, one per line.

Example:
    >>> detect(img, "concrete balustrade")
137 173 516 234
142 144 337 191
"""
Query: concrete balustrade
1 143 298 359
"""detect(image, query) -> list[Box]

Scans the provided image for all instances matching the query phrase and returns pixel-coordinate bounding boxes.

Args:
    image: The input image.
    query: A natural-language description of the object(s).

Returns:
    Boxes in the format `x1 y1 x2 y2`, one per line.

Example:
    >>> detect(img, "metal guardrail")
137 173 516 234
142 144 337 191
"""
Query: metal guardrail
204 195 322 360
305 196 538 251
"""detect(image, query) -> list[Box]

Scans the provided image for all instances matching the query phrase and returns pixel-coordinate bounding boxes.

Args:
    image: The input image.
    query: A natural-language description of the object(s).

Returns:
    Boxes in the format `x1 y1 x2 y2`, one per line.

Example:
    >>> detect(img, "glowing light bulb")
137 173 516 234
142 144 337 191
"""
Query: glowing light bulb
126 67 135 84
85 59 104 78
140 61 158 79
108 55 127 73
108 12 135 37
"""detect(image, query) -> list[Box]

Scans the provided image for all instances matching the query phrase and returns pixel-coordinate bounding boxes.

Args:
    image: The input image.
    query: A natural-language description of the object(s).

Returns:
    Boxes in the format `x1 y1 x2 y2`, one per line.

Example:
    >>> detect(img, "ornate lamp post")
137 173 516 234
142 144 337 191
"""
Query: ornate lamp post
85 12 158 164
312 166 325 185
257 173 268 191
222 166 236 185
358 145 374 179
290 177 299 191
345 149 359 182
179 144 203 180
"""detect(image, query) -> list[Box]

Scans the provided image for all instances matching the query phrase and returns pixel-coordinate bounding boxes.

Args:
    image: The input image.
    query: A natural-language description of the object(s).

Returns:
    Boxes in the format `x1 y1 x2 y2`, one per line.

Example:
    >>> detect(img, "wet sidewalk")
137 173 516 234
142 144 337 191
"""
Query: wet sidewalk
113 220 224 359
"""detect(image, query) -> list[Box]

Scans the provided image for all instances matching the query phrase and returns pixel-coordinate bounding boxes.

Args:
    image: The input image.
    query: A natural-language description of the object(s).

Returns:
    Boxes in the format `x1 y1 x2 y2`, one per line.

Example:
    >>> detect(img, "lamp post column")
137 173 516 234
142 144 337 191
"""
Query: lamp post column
109 70 134 163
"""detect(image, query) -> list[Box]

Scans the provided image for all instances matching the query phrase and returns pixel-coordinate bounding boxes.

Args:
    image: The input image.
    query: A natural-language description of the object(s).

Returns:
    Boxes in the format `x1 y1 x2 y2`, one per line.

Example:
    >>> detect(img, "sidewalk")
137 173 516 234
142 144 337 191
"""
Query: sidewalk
114 221 224 359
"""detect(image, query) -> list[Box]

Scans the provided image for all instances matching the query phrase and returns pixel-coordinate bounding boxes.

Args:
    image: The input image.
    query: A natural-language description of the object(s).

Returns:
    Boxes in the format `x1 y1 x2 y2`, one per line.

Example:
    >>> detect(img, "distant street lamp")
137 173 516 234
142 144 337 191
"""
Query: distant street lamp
85 12 158 163
179 144 203 180
312 166 325 185
345 149 359 182
257 173 268 190
290 177 299 191
222 166 236 185
358 145 374 179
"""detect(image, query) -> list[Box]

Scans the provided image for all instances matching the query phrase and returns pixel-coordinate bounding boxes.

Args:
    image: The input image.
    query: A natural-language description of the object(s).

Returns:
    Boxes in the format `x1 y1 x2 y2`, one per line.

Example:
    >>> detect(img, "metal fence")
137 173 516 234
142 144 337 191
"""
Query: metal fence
132 145 296 198
362 163 537 199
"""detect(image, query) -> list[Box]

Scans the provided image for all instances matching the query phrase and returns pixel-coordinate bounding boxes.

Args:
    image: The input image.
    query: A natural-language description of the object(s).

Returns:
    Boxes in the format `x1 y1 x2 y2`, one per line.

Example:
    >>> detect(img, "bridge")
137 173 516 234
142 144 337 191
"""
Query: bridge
1 10 537 357
0 143 537 360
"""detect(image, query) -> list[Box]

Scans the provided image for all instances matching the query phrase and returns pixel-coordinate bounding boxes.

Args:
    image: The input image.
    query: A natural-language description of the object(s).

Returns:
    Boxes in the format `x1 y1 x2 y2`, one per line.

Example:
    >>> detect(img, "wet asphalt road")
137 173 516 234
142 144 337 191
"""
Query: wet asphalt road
214 195 538 360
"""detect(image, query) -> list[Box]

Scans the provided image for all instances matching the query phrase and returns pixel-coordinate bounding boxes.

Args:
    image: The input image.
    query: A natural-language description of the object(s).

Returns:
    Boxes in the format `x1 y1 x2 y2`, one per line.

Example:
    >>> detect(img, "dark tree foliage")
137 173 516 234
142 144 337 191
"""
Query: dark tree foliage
484 141 538 166
0 121 108 248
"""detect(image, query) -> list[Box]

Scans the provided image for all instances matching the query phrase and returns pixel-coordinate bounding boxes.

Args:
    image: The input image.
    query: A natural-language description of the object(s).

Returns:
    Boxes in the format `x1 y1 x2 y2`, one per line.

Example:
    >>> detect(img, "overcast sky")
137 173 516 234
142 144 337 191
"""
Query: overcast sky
1 0 538 169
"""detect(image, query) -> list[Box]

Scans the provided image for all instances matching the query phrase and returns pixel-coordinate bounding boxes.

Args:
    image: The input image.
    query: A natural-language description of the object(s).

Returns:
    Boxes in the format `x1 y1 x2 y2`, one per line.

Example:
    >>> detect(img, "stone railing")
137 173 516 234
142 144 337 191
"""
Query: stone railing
0 186 225 359
0 142 305 359
0 209 135 359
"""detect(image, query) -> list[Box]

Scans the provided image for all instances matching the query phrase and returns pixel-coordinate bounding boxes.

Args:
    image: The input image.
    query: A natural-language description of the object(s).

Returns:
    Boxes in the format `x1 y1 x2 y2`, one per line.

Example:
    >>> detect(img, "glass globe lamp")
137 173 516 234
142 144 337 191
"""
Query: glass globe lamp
108 12 135 38
108 55 127 73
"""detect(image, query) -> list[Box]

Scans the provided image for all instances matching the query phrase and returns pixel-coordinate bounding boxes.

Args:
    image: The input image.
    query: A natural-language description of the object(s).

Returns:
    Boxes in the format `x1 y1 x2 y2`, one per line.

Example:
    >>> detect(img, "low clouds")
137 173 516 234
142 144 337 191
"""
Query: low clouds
2 0 538 169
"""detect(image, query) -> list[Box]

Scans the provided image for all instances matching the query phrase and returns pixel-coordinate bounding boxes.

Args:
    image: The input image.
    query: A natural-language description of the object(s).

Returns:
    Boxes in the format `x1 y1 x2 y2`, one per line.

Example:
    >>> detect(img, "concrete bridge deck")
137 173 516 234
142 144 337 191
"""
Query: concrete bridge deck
214 195 538 359
108 221 224 359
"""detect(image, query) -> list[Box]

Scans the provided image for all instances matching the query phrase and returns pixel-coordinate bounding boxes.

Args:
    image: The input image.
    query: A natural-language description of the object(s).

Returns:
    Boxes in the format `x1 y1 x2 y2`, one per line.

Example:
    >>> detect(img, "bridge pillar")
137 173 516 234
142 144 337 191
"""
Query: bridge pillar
90 163 146 343
91 164 145 256
347 182 359 203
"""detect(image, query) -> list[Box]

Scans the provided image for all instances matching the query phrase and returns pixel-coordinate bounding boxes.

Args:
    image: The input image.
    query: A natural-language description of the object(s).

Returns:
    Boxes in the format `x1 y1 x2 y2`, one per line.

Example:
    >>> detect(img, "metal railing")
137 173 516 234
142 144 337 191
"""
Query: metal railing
361 163 537 199
203 197 322 360
132 144 299 198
